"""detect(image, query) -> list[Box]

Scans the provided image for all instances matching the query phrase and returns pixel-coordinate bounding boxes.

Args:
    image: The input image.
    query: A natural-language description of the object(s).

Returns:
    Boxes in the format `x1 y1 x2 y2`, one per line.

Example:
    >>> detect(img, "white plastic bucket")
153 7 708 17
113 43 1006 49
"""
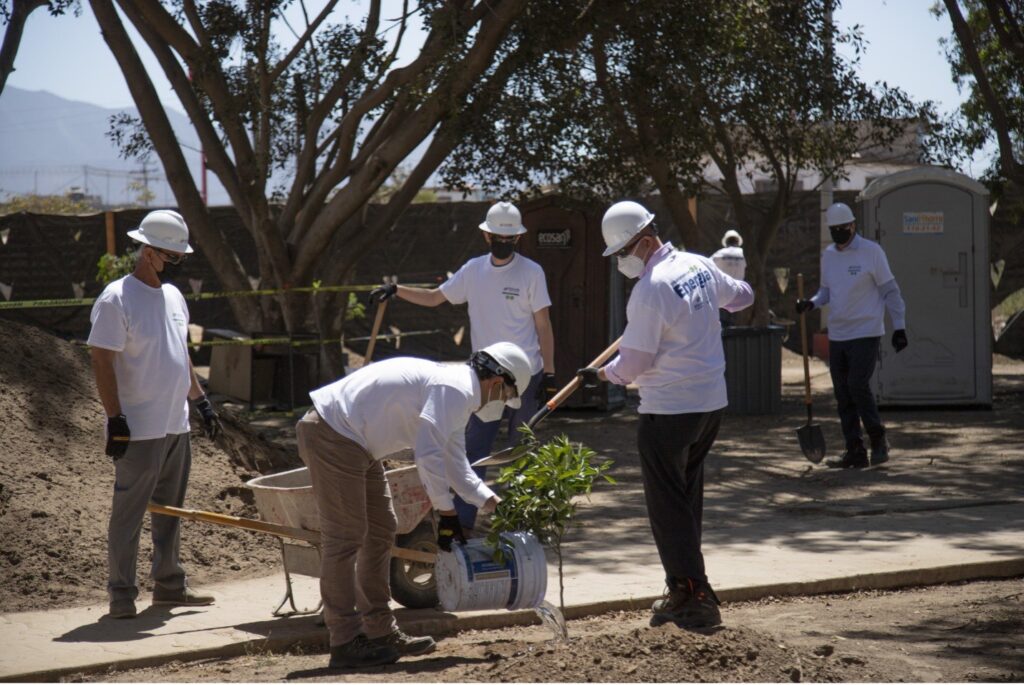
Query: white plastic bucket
435 531 547 612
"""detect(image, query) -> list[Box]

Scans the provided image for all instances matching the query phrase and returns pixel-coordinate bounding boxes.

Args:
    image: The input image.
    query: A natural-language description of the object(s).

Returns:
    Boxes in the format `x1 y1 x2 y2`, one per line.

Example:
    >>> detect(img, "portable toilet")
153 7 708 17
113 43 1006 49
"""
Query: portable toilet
858 167 992 407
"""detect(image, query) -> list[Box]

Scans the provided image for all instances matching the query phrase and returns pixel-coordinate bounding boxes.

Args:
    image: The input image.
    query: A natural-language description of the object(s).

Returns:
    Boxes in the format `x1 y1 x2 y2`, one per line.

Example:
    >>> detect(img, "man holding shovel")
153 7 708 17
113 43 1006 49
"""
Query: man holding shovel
578 201 753 629
368 201 555 535
296 342 532 669
796 202 907 468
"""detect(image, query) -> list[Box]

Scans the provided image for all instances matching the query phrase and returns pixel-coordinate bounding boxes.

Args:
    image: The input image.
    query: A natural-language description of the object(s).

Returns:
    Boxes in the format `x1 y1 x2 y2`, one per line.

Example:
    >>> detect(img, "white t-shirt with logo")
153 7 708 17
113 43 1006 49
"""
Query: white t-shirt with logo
87 275 192 440
820 234 896 341
439 253 551 374
710 246 747 281
622 245 752 414
310 357 495 511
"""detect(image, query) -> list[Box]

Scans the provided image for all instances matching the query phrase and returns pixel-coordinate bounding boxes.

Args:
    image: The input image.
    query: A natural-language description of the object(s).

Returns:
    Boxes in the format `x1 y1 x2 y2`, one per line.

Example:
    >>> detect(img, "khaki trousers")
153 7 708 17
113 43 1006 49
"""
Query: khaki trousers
295 409 398 646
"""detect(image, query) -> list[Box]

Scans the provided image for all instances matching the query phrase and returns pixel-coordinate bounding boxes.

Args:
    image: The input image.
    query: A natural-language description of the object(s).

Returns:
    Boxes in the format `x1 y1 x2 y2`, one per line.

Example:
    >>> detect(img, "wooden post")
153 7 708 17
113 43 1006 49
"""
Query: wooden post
104 211 116 255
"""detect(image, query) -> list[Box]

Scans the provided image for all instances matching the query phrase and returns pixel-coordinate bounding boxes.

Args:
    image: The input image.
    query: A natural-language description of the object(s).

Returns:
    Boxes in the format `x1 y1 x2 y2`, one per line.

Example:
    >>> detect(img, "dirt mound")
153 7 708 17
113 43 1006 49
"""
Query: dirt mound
0 319 284 613
471 614 868 683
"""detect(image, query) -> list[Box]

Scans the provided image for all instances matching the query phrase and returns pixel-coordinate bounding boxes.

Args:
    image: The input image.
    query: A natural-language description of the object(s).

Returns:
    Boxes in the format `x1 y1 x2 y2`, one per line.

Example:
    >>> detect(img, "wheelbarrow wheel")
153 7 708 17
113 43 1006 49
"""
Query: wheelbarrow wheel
390 521 438 609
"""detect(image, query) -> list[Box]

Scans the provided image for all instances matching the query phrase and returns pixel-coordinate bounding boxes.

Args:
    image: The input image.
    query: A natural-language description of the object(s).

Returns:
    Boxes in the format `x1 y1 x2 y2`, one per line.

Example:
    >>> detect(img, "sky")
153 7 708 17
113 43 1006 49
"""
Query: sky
2 0 992 177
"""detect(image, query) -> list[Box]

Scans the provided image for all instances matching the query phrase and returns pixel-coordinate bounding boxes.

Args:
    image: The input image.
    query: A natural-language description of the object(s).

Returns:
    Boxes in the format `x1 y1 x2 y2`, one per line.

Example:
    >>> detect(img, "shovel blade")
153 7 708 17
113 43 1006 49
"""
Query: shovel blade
470 441 532 469
796 424 827 464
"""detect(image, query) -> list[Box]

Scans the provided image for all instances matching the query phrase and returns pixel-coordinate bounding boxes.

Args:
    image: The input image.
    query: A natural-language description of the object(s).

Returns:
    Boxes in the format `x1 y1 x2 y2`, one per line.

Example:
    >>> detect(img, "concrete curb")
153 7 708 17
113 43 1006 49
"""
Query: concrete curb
7 557 1024 683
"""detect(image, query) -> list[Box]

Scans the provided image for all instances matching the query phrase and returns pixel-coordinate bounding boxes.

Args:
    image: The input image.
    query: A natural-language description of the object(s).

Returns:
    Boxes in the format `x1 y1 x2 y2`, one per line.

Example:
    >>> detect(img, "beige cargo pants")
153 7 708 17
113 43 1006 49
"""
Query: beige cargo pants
295 409 399 647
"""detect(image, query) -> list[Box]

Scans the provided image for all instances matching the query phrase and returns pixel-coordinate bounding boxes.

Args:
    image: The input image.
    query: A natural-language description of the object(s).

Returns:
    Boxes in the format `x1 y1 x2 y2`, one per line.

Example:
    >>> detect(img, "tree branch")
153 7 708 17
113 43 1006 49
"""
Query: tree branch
0 0 49 96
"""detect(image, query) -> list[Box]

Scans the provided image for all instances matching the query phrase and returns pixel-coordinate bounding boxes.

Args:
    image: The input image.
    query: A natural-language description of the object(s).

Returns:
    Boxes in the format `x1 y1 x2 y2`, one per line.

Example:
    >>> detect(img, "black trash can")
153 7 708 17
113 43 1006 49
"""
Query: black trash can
722 325 785 415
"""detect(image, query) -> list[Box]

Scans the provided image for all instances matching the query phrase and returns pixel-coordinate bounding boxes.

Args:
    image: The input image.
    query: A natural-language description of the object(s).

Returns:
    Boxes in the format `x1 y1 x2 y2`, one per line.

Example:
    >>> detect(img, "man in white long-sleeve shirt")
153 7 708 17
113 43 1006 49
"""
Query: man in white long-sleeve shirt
796 202 908 468
577 201 754 631
295 342 531 670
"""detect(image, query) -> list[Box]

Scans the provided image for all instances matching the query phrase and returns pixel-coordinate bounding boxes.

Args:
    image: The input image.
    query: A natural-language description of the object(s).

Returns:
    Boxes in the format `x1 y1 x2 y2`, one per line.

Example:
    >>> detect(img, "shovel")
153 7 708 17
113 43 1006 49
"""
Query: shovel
363 298 389 364
471 336 623 468
795 273 826 463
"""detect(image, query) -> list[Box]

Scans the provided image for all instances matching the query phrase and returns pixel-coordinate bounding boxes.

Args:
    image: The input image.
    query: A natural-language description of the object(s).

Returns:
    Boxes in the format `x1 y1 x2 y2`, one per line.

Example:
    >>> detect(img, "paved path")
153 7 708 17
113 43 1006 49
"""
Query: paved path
2 500 1022 681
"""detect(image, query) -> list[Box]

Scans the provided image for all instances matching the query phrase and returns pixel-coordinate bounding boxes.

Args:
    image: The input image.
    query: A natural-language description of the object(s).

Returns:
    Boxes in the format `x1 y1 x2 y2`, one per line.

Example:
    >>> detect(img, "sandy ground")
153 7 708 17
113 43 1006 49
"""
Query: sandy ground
65 577 1024 683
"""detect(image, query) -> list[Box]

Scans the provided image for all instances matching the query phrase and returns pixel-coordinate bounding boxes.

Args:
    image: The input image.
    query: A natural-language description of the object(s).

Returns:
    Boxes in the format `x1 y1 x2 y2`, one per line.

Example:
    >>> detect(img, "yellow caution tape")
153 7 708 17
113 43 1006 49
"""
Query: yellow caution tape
0 283 433 310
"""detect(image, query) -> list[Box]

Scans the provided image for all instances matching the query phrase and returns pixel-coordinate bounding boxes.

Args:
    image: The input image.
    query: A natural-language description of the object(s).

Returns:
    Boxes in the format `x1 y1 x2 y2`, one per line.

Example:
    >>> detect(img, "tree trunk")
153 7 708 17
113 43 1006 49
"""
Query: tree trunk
0 0 48 97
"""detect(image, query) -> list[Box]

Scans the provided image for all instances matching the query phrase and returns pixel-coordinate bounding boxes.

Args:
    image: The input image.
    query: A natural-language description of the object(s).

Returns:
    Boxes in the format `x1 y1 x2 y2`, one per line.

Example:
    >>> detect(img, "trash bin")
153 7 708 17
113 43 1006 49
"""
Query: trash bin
722 325 785 415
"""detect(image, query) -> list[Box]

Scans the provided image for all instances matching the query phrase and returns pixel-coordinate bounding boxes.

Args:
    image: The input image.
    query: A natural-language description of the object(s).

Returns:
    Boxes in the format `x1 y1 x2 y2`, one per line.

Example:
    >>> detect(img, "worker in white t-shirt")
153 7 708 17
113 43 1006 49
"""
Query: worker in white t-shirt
577 201 754 630
87 210 221 621
369 201 555 533
710 229 747 326
710 229 747 281
296 342 530 669
796 202 907 469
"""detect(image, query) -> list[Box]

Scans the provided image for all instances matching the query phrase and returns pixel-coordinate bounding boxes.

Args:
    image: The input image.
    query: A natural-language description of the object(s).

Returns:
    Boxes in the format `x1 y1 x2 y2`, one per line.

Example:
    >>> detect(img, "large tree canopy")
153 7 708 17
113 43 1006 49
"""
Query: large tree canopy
442 0 922 325
92 0 602 373
934 0 1024 304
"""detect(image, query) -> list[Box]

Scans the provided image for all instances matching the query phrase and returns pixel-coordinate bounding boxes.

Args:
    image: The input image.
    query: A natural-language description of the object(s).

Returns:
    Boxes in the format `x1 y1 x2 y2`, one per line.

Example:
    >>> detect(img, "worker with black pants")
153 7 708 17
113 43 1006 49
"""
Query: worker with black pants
578 201 753 630
797 202 908 468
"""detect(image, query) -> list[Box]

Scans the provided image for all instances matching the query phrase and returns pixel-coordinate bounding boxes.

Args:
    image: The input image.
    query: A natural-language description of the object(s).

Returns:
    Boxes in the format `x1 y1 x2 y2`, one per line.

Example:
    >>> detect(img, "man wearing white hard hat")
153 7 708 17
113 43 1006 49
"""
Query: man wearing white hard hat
87 210 221 620
369 201 555 533
296 342 528 669
577 200 753 630
796 201 907 468
710 229 747 281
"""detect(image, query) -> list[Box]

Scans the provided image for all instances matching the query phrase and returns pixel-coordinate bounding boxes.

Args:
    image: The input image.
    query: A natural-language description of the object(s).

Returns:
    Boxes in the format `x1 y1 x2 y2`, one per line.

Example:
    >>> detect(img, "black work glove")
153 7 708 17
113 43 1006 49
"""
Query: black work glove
795 299 814 315
577 366 602 389
368 283 397 304
437 514 466 552
194 396 223 439
536 372 558 404
892 329 908 353
105 414 131 460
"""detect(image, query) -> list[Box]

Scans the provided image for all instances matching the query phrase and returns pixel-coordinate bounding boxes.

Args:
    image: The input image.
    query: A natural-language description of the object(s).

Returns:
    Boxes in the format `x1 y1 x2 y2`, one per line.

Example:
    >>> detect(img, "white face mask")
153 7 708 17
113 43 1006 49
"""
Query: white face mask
475 383 508 423
616 238 647 279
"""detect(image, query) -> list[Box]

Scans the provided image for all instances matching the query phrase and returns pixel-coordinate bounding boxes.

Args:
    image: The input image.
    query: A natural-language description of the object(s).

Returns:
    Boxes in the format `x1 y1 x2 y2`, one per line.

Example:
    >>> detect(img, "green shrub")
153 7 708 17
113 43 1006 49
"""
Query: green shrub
485 428 615 611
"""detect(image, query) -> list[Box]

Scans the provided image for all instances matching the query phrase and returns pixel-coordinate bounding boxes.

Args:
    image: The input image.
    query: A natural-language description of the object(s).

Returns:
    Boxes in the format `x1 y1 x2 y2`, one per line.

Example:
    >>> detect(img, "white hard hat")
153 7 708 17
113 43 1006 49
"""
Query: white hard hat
722 229 743 247
825 202 855 227
479 202 527 236
601 201 655 257
478 342 532 408
127 210 194 254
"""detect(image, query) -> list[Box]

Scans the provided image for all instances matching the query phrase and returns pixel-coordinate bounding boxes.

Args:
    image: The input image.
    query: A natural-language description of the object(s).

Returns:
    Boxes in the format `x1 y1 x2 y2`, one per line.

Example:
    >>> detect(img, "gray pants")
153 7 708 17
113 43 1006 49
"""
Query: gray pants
108 432 191 602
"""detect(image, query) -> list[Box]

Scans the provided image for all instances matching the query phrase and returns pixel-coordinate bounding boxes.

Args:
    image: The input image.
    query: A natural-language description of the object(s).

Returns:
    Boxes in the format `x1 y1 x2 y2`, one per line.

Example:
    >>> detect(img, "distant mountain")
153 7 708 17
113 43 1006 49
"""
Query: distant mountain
0 86 228 205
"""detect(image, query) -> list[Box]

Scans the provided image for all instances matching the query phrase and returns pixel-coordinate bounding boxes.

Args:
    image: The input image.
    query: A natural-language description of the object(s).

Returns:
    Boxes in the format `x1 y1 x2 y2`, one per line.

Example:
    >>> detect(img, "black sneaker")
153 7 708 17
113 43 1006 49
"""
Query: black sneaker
825 445 868 469
367 629 436 656
650 579 721 629
329 634 400 669
868 433 890 466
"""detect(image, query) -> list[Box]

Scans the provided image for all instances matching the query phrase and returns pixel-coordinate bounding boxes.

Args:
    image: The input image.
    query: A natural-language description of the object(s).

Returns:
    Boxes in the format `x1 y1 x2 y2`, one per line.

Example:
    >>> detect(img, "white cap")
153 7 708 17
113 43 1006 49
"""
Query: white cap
601 201 655 257
825 202 855 227
479 342 532 409
722 229 743 247
479 202 527 236
127 210 194 254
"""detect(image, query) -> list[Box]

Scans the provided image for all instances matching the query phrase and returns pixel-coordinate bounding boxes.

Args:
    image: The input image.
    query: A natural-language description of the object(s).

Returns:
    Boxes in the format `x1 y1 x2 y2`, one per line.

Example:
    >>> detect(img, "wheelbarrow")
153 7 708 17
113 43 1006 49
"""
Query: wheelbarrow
148 463 439 616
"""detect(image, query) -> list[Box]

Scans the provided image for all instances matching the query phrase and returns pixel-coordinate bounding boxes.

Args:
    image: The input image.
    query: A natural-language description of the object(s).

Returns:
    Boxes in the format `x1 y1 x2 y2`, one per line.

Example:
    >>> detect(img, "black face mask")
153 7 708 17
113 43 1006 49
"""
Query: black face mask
829 226 853 246
489 240 516 260
158 261 182 284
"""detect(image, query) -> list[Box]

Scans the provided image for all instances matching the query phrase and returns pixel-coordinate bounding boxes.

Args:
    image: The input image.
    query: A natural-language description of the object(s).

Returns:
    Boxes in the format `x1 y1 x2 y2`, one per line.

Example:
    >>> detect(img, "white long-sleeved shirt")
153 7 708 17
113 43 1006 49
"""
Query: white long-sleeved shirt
309 358 495 511
603 243 754 413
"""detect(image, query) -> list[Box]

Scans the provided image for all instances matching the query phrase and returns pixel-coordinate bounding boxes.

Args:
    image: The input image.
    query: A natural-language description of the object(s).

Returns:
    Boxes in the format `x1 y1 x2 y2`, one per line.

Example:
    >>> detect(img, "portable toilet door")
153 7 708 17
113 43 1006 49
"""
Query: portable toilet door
858 167 992 407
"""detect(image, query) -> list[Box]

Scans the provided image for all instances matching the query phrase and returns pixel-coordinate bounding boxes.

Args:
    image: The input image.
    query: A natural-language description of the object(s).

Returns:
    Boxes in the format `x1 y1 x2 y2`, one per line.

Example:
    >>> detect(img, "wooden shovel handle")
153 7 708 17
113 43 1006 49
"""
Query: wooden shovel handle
797 274 813 407
364 298 388 364
545 336 623 412
147 503 321 544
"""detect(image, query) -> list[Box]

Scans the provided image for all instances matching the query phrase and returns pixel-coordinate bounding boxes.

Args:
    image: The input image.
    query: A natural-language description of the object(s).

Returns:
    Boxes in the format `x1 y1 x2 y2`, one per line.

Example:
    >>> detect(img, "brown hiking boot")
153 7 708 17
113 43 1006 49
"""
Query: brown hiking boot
152 586 215 606
329 634 400 669
367 629 436 656
108 598 137 619
651 579 722 629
